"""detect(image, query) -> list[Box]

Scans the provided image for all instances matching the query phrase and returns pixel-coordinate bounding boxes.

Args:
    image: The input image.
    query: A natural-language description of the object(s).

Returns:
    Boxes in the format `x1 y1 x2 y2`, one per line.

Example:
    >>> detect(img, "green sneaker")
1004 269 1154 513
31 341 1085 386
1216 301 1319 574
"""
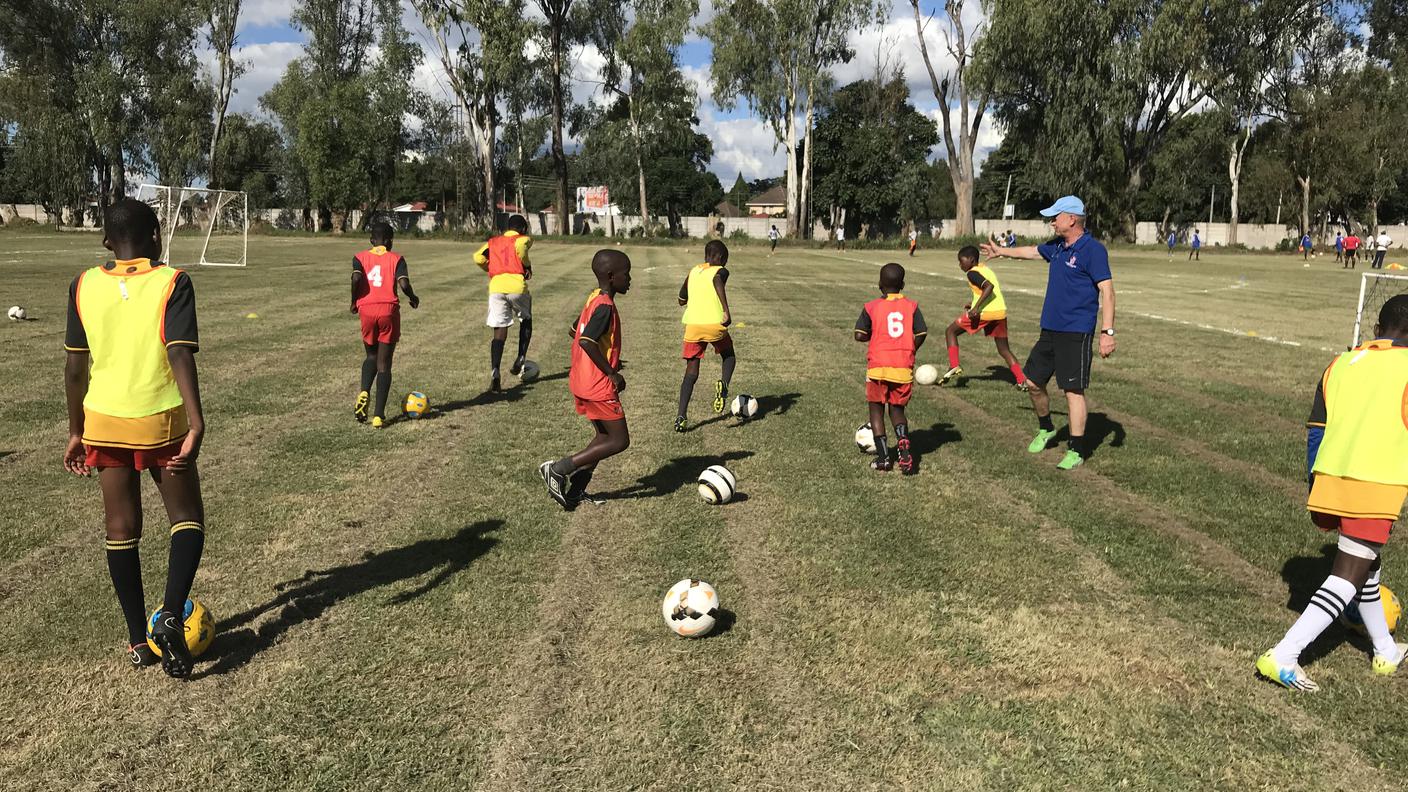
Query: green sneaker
1026 428 1057 453
1056 449 1084 470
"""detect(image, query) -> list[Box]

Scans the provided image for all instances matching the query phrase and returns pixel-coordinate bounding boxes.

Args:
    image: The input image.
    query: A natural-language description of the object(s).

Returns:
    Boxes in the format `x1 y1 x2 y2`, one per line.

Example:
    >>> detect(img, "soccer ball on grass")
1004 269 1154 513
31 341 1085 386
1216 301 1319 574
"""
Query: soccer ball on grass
914 364 939 386
730 394 758 419
698 464 736 505
519 360 540 382
7 305 25 321
662 578 720 638
403 391 430 418
855 423 877 454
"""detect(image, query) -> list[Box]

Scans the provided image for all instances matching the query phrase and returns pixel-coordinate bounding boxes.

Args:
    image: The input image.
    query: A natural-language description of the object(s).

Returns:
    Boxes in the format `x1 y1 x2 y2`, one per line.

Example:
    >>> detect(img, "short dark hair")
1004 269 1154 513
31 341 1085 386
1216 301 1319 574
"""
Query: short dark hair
103 198 159 246
705 239 729 264
1378 294 1408 334
880 262 905 290
506 214 529 234
958 245 980 263
370 221 394 244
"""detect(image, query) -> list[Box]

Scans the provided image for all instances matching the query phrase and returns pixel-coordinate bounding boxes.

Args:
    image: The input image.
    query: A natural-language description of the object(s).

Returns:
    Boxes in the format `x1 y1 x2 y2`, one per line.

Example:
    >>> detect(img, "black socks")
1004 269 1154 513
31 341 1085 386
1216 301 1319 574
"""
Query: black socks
163 522 205 616
106 537 147 646
374 371 392 419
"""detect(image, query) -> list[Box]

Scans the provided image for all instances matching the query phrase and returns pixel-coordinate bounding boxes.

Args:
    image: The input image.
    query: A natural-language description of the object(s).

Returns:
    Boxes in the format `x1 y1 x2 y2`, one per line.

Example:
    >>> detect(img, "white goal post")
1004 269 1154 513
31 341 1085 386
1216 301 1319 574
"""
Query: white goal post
134 184 249 268
1353 271 1408 347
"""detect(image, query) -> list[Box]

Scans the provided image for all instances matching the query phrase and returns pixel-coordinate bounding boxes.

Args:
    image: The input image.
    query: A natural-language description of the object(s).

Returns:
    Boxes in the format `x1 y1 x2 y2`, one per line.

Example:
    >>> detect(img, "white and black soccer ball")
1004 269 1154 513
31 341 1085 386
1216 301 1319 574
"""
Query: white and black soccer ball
855 422 876 454
7 305 25 321
730 394 758 419
519 360 540 382
661 578 720 638
697 464 736 505
914 363 939 386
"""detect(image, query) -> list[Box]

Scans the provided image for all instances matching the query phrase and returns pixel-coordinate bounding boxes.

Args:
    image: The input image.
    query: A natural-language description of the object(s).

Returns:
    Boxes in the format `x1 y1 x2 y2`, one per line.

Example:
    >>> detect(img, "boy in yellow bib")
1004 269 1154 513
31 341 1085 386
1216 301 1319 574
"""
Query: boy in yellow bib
675 240 736 432
62 199 208 679
1256 295 1408 691
940 245 1027 390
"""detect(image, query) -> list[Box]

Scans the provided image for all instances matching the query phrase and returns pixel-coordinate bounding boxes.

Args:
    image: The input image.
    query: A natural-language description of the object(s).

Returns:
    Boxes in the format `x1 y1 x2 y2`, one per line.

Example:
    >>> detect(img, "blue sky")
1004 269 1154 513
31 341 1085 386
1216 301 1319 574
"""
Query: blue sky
219 1 1001 185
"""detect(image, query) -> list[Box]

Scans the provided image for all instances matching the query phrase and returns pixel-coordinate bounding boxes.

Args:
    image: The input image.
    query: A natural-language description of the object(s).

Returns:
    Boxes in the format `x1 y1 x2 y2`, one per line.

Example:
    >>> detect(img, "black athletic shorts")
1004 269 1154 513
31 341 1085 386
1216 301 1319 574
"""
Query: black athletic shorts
1024 329 1093 391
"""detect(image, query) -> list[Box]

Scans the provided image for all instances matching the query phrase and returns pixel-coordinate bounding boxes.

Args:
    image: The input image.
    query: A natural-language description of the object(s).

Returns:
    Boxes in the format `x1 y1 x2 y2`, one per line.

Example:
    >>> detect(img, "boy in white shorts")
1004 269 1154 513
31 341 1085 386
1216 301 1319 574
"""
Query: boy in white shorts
474 214 533 391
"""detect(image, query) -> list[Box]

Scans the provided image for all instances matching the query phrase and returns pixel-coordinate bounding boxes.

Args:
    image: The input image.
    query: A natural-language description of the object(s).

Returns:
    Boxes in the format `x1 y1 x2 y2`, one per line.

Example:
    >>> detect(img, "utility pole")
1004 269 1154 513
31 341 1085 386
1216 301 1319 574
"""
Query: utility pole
1208 185 1215 229
1002 174 1012 219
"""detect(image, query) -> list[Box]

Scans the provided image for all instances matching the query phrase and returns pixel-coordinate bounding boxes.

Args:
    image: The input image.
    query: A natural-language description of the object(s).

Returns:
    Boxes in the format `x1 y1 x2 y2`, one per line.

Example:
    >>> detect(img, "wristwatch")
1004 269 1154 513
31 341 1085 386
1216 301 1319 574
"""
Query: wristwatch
1101 328 1116 337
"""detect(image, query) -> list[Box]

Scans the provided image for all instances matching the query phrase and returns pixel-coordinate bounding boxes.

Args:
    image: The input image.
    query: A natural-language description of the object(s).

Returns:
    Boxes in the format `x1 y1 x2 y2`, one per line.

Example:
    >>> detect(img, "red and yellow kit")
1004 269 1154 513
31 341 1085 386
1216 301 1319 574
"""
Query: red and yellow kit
65 258 199 469
1305 338 1408 544
354 246 407 344
856 293 927 405
473 230 532 294
570 289 623 419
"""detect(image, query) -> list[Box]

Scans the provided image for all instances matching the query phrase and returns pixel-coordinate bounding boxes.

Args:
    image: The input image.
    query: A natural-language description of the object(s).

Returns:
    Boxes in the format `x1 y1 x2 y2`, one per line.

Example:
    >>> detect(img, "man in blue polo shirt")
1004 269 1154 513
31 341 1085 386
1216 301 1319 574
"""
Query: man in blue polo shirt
981 195 1116 470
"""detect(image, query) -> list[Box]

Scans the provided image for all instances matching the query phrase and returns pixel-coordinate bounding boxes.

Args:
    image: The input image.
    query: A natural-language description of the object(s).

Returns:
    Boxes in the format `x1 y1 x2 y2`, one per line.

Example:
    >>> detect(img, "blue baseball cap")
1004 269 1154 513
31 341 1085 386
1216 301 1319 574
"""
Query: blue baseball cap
1039 195 1086 217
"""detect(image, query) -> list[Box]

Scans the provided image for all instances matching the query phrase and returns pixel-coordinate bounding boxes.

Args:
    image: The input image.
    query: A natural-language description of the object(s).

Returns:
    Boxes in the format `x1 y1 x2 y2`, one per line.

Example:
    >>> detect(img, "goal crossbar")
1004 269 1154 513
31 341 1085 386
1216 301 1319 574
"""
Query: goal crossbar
134 184 248 268
1353 272 1408 347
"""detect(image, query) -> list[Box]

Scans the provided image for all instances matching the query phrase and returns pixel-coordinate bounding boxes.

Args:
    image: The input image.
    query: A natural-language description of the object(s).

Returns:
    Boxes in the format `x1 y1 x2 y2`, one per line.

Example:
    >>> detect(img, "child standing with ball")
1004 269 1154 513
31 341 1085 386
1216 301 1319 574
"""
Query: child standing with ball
351 221 420 428
62 198 207 678
939 245 1027 390
854 263 927 473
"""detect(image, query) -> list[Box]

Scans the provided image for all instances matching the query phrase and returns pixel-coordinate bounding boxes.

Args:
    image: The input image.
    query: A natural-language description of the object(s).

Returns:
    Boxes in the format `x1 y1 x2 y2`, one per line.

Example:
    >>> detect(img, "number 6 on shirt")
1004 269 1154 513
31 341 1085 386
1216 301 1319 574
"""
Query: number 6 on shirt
887 311 905 338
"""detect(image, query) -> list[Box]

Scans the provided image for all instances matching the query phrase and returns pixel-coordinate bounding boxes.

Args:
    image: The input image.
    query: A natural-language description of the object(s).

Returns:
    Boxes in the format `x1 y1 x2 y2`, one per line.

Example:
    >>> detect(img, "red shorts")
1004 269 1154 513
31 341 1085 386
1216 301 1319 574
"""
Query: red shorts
1312 511 1393 544
574 396 625 422
359 305 401 345
85 440 182 471
866 379 912 406
955 314 1008 337
682 333 734 360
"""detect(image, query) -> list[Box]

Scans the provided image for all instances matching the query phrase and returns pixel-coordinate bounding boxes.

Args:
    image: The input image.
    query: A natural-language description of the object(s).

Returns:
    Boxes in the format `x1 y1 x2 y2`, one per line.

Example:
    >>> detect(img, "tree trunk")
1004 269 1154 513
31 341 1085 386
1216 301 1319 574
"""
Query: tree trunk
799 90 815 240
628 95 648 234
1226 123 1251 247
1121 162 1143 242
515 129 526 217
550 26 569 235
783 85 799 239
472 115 496 232
1297 173 1311 236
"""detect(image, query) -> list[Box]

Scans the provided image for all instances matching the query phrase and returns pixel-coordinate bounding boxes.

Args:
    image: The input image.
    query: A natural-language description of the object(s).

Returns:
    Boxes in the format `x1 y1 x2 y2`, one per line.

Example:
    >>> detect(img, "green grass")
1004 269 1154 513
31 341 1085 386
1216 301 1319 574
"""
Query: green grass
1 232 1404 789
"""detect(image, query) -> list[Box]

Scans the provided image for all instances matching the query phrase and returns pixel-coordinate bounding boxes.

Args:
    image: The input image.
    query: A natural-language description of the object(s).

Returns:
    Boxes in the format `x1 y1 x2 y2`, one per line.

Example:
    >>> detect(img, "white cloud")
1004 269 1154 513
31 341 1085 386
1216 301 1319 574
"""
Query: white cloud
700 110 783 182
199 41 304 116
238 0 294 30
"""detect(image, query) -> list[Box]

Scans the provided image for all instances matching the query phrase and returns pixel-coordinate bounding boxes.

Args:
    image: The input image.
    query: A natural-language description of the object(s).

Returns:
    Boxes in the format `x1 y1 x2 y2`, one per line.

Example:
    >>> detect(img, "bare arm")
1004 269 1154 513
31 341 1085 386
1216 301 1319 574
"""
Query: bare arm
350 270 362 312
63 351 90 475
982 240 1043 260
714 270 731 325
166 346 205 473
678 276 689 306
1097 279 1116 358
578 337 625 393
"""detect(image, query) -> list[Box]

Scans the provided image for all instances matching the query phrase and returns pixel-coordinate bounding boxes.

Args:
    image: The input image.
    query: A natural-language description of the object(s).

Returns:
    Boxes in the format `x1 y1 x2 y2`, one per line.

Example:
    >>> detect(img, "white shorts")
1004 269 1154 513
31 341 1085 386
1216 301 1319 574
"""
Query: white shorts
486 291 532 328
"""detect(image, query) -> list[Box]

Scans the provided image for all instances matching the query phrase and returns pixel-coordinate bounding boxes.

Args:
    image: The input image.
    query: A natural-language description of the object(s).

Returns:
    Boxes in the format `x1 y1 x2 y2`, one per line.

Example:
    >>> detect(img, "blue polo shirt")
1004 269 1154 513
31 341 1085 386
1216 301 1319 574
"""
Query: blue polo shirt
1037 232 1113 333
1167 233 1176 248
1192 234 1200 249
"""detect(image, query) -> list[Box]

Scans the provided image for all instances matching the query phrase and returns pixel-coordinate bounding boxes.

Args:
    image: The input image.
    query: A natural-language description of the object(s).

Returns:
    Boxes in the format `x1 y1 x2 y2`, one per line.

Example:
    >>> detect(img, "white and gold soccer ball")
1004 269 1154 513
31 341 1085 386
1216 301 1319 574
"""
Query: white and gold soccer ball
7 305 25 321
698 464 736 505
662 578 720 638
855 422 876 453
730 394 758 418
914 364 939 386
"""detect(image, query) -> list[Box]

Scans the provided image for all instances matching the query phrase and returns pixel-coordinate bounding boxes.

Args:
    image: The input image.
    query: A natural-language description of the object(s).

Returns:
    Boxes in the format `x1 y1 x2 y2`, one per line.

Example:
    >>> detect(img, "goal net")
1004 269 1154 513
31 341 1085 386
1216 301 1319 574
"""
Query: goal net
134 184 248 267
1353 272 1408 346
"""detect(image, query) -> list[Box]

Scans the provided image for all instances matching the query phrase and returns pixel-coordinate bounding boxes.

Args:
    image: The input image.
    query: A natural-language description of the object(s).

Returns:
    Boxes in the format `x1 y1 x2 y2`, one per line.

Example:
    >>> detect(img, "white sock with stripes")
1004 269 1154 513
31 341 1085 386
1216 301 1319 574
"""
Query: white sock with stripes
1356 567 1401 660
1273 575 1357 666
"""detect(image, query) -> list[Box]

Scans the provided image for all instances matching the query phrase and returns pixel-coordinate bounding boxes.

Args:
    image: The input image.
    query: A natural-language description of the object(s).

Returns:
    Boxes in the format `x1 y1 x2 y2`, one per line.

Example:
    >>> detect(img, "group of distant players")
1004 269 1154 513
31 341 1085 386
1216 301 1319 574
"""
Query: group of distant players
61 193 1407 690
1330 229 1393 269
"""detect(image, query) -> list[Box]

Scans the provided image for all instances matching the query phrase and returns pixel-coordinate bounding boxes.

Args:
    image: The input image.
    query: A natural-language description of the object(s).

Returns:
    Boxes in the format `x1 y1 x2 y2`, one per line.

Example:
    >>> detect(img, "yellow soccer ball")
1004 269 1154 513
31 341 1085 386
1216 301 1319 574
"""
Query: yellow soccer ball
146 598 216 658
1342 584 1401 635
403 391 430 418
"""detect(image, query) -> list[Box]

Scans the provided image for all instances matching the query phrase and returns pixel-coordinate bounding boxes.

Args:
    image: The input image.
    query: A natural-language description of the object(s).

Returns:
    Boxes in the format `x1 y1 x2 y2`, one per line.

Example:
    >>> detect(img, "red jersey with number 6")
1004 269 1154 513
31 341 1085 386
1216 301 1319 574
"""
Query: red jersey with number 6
569 289 621 402
354 247 402 309
860 294 926 382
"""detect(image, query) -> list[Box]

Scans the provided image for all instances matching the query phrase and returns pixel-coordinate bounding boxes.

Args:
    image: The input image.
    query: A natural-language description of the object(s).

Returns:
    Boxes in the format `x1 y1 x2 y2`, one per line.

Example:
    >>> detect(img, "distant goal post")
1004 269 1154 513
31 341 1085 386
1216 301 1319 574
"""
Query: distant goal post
1353 271 1408 347
134 184 249 268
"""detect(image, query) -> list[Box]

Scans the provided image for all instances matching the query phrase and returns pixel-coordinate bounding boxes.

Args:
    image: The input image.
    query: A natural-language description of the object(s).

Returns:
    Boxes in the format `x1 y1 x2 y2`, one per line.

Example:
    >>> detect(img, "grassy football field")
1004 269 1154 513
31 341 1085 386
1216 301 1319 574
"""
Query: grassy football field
1 231 1405 790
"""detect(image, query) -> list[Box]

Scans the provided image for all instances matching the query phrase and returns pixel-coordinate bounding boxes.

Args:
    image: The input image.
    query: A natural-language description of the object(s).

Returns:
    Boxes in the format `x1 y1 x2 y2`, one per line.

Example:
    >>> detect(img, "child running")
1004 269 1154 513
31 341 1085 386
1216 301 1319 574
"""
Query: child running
675 240 736 432
62 198 208 678
1257 295 1408 690
541 250 633 510
352 221 420 427
854 262 927 473
940 245 1027 391
473 214 533 391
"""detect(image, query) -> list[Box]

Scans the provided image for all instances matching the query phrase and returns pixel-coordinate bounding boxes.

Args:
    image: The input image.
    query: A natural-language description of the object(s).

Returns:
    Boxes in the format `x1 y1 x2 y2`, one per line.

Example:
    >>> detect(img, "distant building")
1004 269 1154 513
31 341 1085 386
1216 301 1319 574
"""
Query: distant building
714 201 744 218
745 186 786 217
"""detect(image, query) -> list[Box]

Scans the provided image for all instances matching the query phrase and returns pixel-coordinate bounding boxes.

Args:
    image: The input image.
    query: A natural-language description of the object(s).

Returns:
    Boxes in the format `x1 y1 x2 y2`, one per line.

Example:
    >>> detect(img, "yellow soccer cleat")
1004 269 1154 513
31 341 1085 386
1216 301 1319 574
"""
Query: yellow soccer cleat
1371 642 1408 676
712 381 726 414
939 365 963 386
371 416 384 429
354 390 370 423
1256 650 1319 691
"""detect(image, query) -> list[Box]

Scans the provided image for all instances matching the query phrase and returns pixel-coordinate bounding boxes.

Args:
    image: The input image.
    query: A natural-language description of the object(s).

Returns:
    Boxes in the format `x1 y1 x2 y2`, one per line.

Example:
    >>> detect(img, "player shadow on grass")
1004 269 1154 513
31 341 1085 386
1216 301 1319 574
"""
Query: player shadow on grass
424 370 568 418
687 392 803 431
194 520 502 677
1052 413 1126 460
968 364 1024 387
598 450 755 500
908 422 962 464
1281 543 1375 666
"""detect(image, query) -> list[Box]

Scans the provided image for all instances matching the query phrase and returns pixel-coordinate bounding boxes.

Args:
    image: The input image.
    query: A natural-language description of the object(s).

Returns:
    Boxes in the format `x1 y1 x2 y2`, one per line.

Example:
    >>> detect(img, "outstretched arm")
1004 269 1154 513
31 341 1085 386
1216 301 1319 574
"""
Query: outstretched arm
981 233 1042 260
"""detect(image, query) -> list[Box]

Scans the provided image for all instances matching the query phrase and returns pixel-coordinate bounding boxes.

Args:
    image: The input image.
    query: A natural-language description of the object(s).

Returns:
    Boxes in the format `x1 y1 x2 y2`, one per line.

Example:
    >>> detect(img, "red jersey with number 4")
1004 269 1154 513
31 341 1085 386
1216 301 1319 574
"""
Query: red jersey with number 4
569 289 621 402
354 247 402 309
863 295 921 379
